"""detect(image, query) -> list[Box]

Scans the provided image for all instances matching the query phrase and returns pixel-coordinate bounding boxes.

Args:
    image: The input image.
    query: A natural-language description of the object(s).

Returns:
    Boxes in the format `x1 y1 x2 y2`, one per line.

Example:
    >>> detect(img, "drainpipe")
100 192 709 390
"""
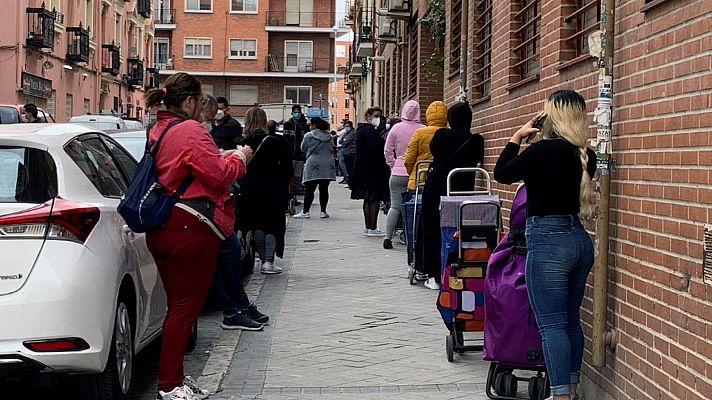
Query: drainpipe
458 0 469 103
591 0 617 367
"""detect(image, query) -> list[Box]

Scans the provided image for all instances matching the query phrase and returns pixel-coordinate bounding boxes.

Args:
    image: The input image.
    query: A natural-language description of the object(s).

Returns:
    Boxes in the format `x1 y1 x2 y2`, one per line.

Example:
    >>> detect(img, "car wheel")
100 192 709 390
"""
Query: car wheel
186 320 198 353
78 300 134 400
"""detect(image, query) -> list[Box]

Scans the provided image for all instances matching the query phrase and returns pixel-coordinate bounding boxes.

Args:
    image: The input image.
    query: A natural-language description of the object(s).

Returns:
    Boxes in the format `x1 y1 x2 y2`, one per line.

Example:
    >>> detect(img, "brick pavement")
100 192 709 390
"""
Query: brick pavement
216 185 493 400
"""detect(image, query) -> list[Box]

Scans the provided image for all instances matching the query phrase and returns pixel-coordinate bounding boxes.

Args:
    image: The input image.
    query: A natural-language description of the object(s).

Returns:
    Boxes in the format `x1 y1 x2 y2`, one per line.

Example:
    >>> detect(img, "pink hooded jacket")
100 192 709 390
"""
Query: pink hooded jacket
384 100 424 176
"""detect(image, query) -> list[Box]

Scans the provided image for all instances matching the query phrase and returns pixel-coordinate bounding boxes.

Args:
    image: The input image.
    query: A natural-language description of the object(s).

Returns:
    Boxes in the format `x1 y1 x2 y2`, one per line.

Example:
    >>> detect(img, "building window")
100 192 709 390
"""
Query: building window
344 98 349 109
284 41 313 72
115 14 121 46
449 0 462 75
83 98 90 115
473 0 492 98
65 93 73 121
335 45 346 58
566 0 600 58
155 37 170 69
284 86 311 105
202 83 214 96
47 90 56 117
231 0 257 12
408 24 418 96
85 0 94 38
230 85 258 105
186 0 212 12
229 39 257 59
184 37 212 58
514 0 541 80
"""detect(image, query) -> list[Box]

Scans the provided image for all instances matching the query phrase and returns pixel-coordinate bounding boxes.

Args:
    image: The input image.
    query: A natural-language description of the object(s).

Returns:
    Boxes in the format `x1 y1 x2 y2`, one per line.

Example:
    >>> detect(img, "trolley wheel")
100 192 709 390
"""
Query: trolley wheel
288 199 297 215
494 373 507 396
445 334 454 362
398 230 407 245
528 376 539 400
504 373 518 397
408 268 416 285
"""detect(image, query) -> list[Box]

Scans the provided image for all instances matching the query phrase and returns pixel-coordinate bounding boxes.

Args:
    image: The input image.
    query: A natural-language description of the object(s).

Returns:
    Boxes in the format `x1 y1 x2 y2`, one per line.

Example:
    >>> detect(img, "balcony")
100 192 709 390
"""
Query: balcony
101 43 120 75
154 8 176 29
138 0 151 18
266 11 335 33
376 12 397 43
145 67 160 89
127 58 144 87
26 6 56 50
386 0 410 20
266 55 334 74
66 25 90 64
356 23 373 58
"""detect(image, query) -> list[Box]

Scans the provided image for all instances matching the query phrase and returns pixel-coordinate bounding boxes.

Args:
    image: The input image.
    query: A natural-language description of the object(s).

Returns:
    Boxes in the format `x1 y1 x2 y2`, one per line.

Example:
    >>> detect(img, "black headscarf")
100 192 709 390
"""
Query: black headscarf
447 102 472 132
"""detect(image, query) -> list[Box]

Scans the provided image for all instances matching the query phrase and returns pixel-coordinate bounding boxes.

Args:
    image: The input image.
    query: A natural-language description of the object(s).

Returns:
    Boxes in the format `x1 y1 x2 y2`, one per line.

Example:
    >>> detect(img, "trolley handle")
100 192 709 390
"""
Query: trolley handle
446 167 491 196
414 160 433 189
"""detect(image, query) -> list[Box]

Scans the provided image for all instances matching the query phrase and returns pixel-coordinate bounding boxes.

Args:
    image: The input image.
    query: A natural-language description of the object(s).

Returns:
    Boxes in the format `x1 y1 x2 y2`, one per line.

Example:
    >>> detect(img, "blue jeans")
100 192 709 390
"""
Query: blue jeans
525 215 594 396
213 233 251 314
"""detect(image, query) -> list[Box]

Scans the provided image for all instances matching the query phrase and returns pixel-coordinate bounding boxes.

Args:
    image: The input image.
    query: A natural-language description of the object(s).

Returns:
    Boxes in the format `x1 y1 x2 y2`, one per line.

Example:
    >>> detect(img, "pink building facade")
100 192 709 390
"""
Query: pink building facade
0 0 156 122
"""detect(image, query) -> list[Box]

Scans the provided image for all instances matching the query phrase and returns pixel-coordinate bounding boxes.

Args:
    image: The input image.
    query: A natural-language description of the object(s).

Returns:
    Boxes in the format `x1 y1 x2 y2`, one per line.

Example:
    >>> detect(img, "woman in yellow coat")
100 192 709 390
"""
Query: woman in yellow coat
403 101 449 190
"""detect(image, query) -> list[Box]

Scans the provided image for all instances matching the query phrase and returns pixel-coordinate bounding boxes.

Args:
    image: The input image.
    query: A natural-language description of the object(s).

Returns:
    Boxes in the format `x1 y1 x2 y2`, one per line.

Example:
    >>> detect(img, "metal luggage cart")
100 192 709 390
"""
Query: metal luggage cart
436 168 502 361
405 160 432 285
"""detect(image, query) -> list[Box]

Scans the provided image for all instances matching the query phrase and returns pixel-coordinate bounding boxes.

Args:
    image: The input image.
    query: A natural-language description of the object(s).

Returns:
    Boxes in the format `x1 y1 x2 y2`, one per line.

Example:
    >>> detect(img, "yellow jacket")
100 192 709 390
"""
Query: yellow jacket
404 101 448 189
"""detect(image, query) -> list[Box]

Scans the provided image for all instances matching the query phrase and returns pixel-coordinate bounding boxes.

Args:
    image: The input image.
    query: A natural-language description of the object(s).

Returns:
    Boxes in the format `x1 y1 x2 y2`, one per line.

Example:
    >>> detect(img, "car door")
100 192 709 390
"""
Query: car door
101 135 166 342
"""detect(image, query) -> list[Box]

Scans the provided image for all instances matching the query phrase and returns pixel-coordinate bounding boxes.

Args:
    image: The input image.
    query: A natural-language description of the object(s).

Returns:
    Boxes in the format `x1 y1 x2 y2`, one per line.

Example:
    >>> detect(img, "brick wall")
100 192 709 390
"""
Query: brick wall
267 32 334 73
441 0 712 399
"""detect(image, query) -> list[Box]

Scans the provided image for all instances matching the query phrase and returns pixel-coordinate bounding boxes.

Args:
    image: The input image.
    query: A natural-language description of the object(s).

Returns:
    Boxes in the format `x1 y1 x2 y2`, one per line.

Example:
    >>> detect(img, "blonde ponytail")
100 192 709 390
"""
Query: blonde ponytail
578 147 595 219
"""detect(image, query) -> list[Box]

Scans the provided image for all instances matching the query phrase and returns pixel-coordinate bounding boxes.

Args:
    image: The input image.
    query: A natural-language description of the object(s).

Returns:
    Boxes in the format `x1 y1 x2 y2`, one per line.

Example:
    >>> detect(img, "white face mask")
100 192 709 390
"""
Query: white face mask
371 117 381 127
385 123 391 130
215 110 225 120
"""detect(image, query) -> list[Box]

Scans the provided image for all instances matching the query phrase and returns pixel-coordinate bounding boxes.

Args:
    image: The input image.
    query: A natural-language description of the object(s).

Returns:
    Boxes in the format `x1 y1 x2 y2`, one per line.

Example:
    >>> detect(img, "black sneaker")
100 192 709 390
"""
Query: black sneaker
221 310 263 331
383 239 393 249
247 304 269 325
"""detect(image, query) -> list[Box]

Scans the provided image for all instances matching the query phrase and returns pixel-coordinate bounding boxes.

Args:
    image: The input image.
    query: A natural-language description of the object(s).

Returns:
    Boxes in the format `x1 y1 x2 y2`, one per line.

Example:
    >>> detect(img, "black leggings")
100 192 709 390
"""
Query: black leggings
362 199 380 230
303 180 331 213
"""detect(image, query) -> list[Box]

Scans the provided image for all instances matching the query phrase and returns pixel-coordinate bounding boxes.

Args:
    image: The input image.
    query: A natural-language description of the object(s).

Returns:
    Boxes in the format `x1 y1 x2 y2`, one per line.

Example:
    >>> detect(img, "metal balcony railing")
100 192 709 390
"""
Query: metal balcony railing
265 55 334 73
154 8 175 24
101 43 120 75
266 11 335 28
26 6 56 50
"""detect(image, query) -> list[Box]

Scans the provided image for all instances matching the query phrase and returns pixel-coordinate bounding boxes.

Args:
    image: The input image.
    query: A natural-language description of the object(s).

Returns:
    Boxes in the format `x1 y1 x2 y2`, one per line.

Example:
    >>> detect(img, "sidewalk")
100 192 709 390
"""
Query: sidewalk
210 184 492 400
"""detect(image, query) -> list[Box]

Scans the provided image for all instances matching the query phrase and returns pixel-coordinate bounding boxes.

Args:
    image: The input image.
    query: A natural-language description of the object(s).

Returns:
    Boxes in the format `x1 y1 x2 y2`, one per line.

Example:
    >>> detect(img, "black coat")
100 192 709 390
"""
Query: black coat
211 116 243 150
237 134 293 258
349 123 390 201
283 117 309 161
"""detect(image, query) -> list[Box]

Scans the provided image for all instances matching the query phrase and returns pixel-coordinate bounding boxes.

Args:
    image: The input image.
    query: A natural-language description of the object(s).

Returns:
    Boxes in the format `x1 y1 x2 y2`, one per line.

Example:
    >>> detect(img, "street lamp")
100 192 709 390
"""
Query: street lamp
332 25 339 125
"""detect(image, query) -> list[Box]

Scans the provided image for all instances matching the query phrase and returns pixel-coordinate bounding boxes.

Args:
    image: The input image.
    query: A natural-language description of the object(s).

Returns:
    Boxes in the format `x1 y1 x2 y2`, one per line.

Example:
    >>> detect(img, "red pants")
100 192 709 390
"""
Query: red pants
147 208 221 392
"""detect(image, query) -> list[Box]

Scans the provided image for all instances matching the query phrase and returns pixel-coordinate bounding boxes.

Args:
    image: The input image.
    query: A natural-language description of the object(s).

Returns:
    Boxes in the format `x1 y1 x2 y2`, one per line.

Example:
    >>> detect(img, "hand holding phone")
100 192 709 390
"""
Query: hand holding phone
526 113 547 143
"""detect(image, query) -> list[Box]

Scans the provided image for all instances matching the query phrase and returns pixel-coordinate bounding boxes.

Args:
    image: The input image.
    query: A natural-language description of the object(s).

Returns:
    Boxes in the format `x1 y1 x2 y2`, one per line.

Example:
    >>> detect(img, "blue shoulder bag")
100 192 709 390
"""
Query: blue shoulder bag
118 119 193 233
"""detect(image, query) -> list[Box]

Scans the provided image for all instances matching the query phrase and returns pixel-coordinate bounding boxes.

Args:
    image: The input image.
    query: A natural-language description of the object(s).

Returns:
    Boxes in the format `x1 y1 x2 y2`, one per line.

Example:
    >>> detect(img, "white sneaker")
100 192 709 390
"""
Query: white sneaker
293 211 310 219
260 261 283 275
158 385 199 400
367 229 386 237
362 229 369 236
320 212 330 219
183 376 209 399
424 277 440 290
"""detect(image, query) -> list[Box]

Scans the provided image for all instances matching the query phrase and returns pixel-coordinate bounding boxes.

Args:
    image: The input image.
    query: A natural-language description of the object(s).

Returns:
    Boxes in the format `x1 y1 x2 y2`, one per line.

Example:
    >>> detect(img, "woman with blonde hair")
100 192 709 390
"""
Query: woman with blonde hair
494 89 596 400
238 107 293 274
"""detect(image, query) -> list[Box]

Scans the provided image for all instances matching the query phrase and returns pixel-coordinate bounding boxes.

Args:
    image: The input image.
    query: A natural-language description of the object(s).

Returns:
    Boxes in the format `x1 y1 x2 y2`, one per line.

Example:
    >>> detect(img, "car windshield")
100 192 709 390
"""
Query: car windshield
0 147 57 203
113 137 146 161
0 107 20 124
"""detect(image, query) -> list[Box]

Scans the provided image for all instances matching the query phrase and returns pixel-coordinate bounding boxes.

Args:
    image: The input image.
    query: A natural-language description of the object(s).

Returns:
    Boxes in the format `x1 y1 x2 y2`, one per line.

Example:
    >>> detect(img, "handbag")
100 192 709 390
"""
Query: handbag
118 119 192 233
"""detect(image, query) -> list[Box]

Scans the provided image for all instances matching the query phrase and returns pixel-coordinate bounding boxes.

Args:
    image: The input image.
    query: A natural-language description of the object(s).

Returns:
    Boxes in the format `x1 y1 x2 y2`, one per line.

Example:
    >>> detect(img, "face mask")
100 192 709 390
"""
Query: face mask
371 117 381 127
215 110 225 120
385 123 391 130
202 121 212 131
292 112 302 120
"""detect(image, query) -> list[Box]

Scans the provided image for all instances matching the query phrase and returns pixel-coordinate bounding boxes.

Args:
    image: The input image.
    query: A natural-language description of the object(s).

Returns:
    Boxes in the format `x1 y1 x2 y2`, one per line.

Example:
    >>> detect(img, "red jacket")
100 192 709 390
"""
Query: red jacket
150 111 246 235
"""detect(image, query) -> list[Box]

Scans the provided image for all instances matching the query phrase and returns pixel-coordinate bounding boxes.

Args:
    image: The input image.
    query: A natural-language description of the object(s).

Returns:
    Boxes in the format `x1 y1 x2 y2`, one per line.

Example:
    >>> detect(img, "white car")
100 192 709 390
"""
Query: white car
69 115 127 131
0 124 190 399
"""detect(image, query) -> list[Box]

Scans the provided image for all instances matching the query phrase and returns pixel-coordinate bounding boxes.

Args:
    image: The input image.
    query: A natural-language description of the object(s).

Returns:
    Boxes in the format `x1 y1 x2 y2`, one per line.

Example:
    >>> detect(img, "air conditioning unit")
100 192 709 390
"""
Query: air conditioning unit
387 0 410 19
377 13 397 43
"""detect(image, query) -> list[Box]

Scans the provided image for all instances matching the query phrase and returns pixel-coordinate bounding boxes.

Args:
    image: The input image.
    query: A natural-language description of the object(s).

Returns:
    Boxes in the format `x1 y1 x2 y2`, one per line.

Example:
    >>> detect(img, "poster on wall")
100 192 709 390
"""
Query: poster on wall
21 72 53 99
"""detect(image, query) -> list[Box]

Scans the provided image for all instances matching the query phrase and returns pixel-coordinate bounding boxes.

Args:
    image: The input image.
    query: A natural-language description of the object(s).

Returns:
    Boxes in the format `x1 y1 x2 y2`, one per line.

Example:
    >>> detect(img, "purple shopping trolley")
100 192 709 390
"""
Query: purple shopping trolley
483 185 550 400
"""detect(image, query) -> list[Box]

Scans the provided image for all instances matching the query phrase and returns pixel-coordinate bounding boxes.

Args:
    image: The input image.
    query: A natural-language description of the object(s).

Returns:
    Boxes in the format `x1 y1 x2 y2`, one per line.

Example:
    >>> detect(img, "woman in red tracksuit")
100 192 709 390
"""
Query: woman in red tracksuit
144 72 251 400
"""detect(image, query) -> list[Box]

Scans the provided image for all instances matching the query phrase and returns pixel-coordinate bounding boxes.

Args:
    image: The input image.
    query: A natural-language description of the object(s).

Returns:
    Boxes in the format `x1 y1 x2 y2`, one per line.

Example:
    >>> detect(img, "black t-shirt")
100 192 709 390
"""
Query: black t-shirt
494 138 597 217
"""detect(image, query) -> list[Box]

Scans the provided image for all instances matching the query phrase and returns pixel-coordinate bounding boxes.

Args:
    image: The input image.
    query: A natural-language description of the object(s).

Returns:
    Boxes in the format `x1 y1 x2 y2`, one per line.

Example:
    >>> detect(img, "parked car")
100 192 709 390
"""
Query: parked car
0 123 194 399
69 115 127 130
121 118 145 130
0 104 55 124
104 129 146 161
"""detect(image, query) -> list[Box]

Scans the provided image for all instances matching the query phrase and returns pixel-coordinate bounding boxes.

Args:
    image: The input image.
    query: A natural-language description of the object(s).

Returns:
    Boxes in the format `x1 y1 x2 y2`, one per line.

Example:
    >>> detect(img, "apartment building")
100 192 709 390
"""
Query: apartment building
0 0 156 121
328 35 355 124
154 0 339 119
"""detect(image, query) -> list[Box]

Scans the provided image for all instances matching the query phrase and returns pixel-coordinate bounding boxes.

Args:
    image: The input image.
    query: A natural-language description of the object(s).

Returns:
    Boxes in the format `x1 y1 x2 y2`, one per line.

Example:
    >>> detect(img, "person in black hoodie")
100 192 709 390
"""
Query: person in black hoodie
283 104 310 190
420 102 484 290
349 107 391 236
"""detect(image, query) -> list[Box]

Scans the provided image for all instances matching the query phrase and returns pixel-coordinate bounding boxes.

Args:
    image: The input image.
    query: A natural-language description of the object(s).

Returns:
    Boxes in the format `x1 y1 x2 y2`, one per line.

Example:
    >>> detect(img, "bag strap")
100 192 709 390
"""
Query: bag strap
147 119 186 155
443 135 475 166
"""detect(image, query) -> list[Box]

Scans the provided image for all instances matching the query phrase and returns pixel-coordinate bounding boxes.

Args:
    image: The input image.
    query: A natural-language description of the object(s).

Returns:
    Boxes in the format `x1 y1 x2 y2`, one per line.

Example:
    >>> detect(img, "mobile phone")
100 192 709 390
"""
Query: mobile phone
532 113 547 129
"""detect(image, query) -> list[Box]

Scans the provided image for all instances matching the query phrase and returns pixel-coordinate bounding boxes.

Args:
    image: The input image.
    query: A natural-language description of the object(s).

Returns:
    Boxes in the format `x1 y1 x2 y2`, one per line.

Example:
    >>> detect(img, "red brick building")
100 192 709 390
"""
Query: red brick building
352 0 711 398
153 0 338 118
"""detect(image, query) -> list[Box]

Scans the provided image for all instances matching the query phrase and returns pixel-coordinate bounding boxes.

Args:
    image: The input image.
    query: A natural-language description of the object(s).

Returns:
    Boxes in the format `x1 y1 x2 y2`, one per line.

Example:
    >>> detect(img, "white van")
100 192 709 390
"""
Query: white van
69 115 127 131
